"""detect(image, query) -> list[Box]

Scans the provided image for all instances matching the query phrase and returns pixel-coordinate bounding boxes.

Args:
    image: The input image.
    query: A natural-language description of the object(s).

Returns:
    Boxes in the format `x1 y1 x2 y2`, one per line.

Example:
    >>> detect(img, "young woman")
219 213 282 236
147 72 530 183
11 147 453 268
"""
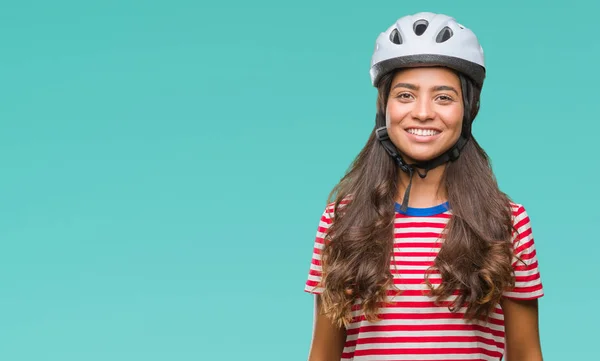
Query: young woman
304 12 544 361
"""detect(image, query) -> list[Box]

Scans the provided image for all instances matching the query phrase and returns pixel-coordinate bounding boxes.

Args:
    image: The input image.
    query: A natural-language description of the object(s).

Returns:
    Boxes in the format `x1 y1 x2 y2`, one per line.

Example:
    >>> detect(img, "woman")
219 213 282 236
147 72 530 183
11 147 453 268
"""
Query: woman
304 12 544 361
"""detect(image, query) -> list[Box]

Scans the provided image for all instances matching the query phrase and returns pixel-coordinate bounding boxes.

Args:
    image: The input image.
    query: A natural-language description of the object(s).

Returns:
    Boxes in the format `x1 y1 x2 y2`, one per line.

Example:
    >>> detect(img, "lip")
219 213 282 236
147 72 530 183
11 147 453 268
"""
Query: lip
404 128 442 143
404 127 442 132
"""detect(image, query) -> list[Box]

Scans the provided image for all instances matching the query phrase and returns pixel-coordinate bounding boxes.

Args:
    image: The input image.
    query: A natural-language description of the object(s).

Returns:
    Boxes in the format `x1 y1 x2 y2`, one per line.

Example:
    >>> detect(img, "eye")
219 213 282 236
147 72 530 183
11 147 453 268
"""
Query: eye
396 92 414 100
436 95 454 102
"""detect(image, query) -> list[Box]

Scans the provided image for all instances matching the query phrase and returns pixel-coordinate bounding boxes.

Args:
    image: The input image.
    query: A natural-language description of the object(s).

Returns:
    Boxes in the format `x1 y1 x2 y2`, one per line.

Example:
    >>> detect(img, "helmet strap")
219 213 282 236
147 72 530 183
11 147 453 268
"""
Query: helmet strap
375 112 472 212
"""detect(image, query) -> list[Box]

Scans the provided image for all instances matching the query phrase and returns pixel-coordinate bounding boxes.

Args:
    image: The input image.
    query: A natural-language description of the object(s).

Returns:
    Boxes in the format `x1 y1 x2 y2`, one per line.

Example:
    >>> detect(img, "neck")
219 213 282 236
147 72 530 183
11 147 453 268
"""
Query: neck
397 164 448 208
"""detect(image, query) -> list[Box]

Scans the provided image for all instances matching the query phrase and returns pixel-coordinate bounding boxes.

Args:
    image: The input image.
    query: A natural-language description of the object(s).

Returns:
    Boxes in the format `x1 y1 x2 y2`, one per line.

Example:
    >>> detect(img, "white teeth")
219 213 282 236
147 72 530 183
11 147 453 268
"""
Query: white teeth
407 129 440 136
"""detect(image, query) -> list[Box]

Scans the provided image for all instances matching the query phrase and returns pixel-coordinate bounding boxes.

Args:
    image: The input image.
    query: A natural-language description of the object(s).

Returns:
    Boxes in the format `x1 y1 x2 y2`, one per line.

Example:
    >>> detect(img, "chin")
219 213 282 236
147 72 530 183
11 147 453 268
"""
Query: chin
403 151 448 164
407 156 434 163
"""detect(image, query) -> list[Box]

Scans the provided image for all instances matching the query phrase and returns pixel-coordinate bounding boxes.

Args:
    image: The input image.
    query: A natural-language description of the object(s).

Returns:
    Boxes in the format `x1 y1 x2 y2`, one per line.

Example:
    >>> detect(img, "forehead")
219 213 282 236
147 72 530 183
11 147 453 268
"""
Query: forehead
391 67 461 87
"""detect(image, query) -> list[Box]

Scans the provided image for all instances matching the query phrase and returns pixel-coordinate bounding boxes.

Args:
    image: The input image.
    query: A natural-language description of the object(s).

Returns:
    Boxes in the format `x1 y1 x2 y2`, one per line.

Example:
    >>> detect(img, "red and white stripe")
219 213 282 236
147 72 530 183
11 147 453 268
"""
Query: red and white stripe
305 202 543 361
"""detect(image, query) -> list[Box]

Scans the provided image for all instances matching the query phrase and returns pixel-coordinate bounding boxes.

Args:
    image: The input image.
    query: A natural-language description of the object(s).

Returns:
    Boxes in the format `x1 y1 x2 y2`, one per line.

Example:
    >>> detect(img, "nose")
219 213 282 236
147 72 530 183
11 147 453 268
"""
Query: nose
411 97 435 121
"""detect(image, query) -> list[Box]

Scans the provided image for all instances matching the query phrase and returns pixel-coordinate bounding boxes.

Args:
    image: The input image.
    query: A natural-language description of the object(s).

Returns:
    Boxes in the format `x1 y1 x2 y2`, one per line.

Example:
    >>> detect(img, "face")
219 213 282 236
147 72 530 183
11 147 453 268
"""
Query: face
385 67 464 164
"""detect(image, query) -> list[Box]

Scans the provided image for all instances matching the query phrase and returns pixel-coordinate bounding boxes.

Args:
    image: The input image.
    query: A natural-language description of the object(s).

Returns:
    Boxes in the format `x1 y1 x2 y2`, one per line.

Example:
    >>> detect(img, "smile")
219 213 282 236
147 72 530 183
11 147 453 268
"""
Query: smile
406 128 441 136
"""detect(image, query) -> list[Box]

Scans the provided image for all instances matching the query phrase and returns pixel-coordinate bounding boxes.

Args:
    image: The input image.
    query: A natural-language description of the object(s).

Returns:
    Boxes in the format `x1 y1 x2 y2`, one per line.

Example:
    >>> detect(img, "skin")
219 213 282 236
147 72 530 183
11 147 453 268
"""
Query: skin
502 298 544 360
308 67 543 361
386 67 464 208
307 296 347 361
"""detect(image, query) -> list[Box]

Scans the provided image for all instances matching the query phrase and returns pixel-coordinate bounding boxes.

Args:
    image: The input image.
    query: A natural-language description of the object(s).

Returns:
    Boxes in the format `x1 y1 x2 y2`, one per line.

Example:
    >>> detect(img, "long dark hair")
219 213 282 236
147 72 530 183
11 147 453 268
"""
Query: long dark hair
318 69 515 328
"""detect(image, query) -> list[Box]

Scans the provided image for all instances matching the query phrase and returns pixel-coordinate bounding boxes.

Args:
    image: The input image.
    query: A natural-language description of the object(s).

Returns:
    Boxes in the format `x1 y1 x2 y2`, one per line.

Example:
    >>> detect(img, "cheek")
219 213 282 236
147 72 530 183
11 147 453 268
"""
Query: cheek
443 109 464 132
386 102 409 125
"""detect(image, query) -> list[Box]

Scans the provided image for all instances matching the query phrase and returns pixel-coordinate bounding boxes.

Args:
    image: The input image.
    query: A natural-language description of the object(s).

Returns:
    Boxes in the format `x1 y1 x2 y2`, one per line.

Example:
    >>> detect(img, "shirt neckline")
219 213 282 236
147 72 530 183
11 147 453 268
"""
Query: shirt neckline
394 201 450 216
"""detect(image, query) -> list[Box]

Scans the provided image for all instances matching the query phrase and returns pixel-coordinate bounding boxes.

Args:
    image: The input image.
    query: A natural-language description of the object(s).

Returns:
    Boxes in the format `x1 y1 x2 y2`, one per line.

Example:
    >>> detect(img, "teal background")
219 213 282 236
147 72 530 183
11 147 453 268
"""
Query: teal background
0 0 596 360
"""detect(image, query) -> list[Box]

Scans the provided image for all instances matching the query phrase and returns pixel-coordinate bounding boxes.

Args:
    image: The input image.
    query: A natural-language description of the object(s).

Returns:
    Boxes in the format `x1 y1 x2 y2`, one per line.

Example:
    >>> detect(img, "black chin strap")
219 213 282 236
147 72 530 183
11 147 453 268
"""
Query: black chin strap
375 112 471 213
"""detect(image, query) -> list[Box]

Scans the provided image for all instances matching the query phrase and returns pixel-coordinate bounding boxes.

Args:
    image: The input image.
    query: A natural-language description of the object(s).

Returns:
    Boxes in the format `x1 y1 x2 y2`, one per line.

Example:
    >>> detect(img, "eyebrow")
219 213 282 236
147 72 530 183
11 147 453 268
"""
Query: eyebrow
392 83 459 95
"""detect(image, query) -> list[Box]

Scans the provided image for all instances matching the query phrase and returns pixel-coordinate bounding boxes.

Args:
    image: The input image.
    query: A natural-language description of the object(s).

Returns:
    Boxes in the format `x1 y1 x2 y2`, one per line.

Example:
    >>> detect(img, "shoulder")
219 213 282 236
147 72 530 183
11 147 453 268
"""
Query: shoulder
508 201 524 212
507 201 535 244
508 201 530 223
321 195 353 219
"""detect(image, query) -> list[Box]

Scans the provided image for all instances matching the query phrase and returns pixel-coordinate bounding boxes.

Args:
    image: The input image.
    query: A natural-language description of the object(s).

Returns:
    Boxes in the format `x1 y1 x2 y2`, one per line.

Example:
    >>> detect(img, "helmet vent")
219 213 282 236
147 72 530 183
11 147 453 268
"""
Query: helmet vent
436 27 454 43
413 20 429 36
389 28 403 44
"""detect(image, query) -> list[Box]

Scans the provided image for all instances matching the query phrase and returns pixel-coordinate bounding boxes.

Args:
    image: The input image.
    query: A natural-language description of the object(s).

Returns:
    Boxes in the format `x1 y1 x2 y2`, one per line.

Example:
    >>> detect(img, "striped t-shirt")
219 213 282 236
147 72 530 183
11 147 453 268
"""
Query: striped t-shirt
304 201 543 361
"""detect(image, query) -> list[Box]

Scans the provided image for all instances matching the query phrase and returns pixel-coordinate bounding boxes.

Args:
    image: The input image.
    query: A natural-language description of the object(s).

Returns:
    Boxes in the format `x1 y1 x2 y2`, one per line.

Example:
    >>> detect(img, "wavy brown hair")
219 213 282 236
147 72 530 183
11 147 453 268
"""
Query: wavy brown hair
318 69 516 328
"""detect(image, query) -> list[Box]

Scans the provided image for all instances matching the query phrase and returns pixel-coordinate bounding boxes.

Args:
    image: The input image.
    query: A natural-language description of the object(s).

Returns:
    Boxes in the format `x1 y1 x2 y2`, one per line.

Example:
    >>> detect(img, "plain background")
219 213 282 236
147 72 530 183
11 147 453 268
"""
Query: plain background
1 0 598 360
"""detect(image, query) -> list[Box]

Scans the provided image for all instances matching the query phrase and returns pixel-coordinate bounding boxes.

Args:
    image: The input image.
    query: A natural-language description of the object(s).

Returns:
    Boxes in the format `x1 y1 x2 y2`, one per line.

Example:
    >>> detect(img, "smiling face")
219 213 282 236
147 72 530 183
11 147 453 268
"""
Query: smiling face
385 67 464 164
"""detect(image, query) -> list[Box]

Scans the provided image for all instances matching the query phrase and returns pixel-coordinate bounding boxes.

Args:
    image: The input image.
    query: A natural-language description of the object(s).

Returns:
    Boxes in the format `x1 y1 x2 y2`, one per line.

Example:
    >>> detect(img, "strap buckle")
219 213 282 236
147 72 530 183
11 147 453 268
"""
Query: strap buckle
449 147 460 161
375 126 389 141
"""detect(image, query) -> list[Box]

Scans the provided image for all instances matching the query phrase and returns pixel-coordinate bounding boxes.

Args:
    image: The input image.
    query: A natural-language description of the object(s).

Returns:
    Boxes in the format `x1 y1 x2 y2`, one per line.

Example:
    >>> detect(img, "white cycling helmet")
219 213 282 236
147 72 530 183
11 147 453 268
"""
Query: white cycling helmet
370 13 486 212
370 12 485 88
